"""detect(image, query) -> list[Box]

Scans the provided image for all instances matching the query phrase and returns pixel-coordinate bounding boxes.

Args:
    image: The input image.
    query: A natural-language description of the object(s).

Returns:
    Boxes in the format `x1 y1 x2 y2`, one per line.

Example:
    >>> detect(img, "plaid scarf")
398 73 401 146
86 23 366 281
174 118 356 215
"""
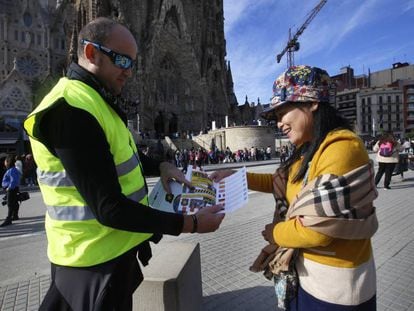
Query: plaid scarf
250 161 378 279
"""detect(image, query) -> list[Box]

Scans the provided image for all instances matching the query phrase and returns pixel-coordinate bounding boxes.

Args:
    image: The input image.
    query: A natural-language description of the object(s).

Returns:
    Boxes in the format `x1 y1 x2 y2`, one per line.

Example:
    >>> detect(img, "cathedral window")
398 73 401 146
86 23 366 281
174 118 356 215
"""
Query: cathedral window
21 31 25 42
23 12 33 27
14 30 18 41
1 97 15 110
10 87 23 103
16 55 41 77
207 57 212 69
164 6 181 37
37 34 42 45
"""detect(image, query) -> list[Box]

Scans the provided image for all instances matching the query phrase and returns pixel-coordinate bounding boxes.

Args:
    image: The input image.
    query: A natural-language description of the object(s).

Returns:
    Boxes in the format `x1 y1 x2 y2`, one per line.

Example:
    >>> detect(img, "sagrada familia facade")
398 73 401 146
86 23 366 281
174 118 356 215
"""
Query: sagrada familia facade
0 0 263 154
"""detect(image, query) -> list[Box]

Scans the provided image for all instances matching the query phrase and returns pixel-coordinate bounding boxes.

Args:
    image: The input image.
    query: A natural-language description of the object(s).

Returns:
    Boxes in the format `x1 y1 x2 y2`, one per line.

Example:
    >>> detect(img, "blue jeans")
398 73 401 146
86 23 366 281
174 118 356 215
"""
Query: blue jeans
289 286 376 311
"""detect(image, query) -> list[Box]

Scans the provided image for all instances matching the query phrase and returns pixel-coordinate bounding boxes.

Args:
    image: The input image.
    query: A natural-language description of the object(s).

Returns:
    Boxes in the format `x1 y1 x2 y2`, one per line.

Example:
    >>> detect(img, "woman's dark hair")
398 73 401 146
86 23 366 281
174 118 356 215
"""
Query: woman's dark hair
281 102 352 183
378 132 396 146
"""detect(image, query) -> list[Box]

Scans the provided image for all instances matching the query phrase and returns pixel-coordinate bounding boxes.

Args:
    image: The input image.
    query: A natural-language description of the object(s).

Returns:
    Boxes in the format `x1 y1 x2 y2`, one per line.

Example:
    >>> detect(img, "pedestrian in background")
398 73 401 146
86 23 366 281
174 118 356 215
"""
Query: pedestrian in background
373 132 402 189
211 65 378 310
24 17 224 311
402 138 411 153
1 155 21 226
23 154 37 187
14 155 23 182
266 145 272 160
280 145 287 163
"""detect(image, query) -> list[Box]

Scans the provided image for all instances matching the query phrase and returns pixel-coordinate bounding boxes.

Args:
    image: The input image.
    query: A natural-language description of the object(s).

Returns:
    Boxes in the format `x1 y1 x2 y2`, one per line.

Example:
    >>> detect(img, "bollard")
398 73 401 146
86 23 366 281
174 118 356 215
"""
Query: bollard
133 242 202 311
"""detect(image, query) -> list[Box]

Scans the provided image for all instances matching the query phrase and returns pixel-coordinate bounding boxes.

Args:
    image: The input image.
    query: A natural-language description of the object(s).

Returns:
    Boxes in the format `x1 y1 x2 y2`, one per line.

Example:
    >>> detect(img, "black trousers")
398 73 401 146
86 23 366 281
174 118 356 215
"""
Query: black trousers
374 162 396 188
40 246 143 311
5 188 19 221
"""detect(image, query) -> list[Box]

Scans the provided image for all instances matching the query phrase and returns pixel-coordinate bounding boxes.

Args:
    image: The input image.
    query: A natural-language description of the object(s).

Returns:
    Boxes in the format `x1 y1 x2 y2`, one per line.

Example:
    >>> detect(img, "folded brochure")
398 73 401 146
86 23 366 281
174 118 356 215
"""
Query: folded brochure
148 166 248 214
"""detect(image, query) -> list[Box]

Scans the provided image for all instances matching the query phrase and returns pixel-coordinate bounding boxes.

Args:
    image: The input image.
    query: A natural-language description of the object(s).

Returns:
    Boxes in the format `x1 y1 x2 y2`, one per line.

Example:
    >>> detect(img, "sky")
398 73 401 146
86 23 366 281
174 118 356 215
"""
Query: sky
223 0 414 105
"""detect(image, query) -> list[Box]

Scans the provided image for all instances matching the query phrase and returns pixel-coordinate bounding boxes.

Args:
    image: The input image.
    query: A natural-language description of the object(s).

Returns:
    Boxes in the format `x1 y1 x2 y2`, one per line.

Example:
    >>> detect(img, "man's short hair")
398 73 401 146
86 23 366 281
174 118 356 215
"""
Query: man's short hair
77 17 119 59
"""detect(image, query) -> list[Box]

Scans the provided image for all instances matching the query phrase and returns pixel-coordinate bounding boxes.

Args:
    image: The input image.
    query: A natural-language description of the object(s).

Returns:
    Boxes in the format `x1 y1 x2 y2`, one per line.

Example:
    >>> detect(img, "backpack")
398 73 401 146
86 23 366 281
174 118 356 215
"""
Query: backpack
379 142 393 157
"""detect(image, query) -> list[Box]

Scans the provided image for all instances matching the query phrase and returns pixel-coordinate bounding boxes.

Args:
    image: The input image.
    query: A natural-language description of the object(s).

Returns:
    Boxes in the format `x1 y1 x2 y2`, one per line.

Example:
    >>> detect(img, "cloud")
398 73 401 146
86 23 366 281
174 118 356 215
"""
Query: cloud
224 0 290 103
403 0 414 12
228 41 281 104
223 0 251 33
328 0 379 52
224 0 274 33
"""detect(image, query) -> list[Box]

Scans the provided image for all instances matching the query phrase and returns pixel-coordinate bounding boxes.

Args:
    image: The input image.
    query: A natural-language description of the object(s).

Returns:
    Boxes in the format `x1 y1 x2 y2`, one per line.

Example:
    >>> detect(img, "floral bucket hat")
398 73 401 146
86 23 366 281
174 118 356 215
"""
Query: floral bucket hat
261 65 332 120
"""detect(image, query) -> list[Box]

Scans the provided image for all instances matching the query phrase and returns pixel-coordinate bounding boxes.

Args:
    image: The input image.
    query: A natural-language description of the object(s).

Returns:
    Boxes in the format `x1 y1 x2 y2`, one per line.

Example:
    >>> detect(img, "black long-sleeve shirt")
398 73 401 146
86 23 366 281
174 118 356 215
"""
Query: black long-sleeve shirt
38 63 183 235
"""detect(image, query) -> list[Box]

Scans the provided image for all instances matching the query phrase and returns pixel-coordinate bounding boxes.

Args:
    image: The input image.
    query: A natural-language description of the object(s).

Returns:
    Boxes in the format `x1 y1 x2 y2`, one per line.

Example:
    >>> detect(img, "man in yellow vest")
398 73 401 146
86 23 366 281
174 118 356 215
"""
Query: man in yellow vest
24 17 224 310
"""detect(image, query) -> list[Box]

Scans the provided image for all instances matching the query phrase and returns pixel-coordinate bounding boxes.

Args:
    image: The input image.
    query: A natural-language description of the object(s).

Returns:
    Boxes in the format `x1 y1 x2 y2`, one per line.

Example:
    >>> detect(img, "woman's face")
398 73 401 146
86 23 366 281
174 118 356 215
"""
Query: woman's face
276 102 318 146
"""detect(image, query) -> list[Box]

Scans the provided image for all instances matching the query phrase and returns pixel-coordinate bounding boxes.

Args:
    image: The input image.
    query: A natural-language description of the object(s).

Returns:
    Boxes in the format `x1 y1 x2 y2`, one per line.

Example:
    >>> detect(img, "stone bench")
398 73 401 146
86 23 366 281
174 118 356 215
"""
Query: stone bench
133 242 202 311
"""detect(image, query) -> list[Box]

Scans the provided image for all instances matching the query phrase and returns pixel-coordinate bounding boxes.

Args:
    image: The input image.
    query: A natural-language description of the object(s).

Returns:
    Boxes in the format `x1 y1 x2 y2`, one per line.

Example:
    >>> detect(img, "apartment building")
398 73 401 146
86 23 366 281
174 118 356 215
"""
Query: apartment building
358 87 403 137
332 62 414 138
370 63 414 87
400 80 414 134
335 88 359 129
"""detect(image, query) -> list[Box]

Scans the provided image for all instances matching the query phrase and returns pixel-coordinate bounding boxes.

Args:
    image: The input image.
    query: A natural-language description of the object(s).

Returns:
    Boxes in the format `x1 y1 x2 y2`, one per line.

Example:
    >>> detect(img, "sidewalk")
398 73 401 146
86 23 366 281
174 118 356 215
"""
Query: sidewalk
1 159 413 310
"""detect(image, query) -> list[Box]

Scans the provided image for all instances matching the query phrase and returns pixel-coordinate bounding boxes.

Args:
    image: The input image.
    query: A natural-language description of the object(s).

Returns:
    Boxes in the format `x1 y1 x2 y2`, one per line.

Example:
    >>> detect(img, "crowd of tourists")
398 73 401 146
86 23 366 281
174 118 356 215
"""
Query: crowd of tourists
169 145 293 171
0 153 37 187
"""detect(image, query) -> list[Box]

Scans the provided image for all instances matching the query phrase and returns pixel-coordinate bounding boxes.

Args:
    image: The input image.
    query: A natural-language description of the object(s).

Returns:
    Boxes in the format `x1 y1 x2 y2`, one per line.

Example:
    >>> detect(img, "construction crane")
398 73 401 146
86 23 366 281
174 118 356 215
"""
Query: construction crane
276 0 327 67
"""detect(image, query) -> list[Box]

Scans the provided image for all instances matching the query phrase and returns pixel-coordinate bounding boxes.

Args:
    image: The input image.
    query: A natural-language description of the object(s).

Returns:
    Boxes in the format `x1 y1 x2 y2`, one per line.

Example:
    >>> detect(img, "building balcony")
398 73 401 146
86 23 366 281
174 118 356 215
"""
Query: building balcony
406 124 414 130
338 107 356 112
376 110 399 114
336 100 356 104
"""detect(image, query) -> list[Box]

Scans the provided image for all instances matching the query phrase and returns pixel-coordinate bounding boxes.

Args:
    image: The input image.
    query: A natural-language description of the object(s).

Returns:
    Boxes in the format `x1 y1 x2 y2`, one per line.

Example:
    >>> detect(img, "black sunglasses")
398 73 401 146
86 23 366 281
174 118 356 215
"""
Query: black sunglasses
81 39 135 70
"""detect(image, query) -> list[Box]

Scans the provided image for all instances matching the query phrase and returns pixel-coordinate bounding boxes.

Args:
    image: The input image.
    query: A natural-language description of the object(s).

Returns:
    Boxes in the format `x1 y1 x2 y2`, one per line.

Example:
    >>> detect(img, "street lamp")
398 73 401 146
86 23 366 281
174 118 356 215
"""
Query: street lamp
372 117 376 138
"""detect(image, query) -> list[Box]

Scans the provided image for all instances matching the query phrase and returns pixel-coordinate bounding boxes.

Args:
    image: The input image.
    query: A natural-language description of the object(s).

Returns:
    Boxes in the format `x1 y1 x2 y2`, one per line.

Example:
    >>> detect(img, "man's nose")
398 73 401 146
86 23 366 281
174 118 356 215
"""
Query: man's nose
123 67 133 77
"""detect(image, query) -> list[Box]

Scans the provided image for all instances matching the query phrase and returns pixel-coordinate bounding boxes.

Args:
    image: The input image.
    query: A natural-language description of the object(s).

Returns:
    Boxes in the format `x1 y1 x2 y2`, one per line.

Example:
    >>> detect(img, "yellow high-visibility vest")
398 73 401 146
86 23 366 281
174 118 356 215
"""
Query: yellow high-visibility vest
24 77 152 267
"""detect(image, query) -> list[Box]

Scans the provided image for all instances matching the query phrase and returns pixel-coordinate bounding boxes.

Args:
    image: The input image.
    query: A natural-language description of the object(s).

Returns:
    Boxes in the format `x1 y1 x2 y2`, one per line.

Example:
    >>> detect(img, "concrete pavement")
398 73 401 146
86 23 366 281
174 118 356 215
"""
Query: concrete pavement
1 157 414 310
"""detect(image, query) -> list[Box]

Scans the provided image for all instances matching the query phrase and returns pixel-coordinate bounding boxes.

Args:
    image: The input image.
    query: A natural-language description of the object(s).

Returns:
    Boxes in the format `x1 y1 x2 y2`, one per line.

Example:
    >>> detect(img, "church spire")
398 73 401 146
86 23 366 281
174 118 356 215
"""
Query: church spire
226 61 234 89
244 95 249 105
225 60 238 106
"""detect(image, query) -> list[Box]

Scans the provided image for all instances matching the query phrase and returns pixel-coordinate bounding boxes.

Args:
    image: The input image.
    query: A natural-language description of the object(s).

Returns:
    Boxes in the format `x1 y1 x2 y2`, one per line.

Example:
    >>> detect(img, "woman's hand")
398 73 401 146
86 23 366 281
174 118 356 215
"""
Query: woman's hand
209 169 236 182
262 223 276 245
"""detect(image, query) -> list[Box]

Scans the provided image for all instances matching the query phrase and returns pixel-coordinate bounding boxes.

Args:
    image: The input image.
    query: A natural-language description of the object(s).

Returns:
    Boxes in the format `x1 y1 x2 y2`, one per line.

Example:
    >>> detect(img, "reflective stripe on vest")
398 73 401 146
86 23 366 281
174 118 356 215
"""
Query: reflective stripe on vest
37 153 140 188
46 187 148 220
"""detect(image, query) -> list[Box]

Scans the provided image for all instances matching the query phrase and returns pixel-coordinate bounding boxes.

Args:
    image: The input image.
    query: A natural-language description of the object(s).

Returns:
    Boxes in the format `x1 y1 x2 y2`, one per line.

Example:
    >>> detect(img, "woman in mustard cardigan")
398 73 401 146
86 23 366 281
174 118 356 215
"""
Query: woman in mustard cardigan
211 65 378 310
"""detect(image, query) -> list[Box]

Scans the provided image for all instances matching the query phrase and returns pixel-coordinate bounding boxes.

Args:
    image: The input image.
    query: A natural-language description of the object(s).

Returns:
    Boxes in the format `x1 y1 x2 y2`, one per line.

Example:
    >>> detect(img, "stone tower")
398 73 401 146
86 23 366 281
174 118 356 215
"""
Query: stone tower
0 0 69 153
67 0 238 137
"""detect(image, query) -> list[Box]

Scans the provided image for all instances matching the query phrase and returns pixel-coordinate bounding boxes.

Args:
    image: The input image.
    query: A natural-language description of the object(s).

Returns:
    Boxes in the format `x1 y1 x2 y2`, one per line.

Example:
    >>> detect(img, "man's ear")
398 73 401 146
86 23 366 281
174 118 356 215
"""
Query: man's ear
83 43 97 64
